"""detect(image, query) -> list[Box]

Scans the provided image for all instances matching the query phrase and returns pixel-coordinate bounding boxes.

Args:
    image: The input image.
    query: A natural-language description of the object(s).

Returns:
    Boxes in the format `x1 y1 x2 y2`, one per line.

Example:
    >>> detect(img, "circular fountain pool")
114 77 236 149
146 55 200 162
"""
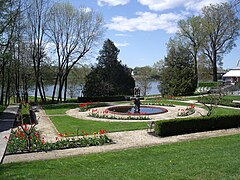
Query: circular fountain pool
107 106 168 115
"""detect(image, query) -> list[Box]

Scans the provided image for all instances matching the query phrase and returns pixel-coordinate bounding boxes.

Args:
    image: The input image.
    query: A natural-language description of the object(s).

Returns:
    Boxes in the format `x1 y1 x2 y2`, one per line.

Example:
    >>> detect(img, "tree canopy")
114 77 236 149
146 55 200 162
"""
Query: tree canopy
159 38 197 96
83 39 135 96
202 2 240 81
177 2 240 82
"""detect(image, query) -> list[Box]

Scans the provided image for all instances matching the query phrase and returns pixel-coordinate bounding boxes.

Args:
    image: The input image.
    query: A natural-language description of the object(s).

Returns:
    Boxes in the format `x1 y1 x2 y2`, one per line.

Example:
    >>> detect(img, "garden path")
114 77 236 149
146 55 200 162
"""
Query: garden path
35 108 59 143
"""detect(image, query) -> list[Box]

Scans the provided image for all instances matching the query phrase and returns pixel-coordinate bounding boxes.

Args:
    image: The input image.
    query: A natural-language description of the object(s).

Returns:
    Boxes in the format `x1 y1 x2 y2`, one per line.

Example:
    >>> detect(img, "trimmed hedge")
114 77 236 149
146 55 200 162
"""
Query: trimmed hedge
155 115 240 137
78 96 126 103
198 82 222 88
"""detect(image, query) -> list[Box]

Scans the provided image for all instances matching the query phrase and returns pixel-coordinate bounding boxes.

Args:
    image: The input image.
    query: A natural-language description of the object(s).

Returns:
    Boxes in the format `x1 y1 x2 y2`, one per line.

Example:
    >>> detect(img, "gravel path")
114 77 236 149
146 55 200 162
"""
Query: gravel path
35 109 59 143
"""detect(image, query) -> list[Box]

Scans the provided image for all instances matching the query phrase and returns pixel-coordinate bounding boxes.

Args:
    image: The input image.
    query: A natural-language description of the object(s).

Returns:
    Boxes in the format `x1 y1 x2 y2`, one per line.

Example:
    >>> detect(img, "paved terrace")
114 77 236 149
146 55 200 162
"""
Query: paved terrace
0 105 19 163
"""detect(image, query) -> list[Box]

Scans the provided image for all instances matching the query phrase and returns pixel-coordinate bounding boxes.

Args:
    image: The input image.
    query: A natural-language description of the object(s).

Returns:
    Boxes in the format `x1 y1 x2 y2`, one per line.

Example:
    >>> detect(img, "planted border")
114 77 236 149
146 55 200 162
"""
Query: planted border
5 126 112 154
155 115 240 137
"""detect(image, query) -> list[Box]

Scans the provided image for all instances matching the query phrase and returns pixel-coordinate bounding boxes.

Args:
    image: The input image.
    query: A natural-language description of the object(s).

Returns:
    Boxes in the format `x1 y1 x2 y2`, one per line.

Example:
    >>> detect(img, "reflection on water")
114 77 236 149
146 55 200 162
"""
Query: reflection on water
28 81 160 98
108 105 167 115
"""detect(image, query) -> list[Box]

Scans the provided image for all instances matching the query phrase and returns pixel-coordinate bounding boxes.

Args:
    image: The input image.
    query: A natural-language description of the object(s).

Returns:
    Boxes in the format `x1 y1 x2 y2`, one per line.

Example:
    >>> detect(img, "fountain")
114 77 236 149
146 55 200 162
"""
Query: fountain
107 87 168 115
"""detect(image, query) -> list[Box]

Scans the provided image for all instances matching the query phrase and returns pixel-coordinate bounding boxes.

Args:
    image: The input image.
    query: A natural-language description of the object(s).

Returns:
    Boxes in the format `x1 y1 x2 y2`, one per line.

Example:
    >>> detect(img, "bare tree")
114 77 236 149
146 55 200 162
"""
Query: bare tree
177 16 206 85
24 0 51 102
45 2 104 102
202 2 240 82
0 0 22 105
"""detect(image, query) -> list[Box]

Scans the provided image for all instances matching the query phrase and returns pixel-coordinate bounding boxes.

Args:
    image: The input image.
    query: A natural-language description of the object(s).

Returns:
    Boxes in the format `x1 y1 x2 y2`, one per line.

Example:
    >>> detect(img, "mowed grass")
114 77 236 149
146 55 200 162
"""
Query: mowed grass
49 106 240 135
43 102 110 115
211 107 240 116
222 95 240 101
1 134 240 179
43 104 79 115
50 116 148 135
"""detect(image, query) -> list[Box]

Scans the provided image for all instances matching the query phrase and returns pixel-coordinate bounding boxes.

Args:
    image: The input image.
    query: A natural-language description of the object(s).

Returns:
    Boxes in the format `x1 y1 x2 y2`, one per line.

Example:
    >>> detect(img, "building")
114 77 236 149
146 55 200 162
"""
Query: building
223 62 240 84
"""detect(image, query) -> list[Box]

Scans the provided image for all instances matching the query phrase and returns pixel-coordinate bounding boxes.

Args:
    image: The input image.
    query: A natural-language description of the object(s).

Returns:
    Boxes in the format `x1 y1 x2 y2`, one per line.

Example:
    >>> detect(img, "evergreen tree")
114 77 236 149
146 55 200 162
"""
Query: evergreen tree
160 38 197 96
83 39 135 96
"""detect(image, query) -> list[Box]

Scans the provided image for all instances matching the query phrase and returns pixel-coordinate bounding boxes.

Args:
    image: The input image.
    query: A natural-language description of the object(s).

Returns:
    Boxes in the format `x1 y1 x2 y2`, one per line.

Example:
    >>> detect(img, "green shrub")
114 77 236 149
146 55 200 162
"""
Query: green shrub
155 115 240 137
198 82 222 88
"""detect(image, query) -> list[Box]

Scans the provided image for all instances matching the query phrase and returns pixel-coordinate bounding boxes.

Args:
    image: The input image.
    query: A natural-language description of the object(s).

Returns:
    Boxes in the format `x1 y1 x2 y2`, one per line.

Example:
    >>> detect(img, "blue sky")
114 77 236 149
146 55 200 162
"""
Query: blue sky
68 0 240 69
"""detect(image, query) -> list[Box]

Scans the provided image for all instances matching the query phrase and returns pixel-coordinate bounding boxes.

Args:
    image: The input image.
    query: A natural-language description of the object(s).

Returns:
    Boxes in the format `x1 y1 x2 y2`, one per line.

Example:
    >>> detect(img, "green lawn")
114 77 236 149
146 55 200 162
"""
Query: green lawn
43 102 110 115
50 116 148 135
222 95 240 101
187 95 240 102
48 106 240 135
1 134 240 179
211 107 240 116
43 104 79 115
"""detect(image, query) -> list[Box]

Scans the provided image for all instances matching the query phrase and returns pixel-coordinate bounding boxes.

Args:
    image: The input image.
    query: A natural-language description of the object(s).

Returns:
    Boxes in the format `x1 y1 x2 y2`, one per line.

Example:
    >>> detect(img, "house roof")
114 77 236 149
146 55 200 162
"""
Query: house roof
223 69 240 77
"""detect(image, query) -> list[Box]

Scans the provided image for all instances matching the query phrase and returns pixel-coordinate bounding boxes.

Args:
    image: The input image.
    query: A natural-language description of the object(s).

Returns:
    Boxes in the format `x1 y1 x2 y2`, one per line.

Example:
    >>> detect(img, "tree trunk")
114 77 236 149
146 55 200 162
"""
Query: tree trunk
193 51 198 85
37 80 44 102
15 50 20 103
64 75 68 102
52 74 59 102
40 77 46 102
0 62 5 105
5 68 11 105
212 50 218 82
57 75 64 102
34 81 38 102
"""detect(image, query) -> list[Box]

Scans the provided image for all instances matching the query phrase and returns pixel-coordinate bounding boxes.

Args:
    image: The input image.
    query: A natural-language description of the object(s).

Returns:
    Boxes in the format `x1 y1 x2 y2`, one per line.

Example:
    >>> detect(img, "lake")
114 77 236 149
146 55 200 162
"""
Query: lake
29 81 160 98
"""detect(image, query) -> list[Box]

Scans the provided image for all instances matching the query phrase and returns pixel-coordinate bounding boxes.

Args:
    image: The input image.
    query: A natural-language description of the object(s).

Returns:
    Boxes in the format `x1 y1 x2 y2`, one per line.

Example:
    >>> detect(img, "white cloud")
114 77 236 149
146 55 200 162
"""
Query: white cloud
97 0 130 6
184 0 228 12
115 42 130 47
138 0 228 12
106 12 185 33
115 33 130 37
138 0 186 11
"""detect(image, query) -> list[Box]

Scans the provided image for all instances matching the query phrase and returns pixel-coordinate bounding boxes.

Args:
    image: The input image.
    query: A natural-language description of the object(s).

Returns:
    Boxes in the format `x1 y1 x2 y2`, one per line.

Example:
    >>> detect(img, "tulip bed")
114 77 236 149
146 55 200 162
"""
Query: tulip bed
5 124 112 154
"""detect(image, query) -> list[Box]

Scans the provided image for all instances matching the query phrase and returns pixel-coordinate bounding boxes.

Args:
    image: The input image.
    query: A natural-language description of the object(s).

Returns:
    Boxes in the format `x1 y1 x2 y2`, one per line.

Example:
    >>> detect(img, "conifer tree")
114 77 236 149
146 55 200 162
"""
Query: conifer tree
83 39 135 96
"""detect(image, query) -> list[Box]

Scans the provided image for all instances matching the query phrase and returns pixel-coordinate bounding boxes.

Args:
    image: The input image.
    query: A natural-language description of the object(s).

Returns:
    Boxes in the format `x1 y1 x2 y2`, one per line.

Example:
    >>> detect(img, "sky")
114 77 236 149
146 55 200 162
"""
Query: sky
67 0 240 69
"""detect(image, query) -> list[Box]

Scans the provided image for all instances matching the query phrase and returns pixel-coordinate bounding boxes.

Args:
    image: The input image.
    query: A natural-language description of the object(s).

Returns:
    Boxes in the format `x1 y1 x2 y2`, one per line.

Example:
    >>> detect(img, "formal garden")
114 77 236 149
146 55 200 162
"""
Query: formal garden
1 0 240 179
1 94 240 179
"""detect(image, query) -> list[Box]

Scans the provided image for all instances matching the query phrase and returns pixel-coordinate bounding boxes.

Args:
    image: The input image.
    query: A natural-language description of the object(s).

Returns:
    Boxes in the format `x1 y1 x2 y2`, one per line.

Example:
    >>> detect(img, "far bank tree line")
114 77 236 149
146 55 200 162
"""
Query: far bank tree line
0 0 103 105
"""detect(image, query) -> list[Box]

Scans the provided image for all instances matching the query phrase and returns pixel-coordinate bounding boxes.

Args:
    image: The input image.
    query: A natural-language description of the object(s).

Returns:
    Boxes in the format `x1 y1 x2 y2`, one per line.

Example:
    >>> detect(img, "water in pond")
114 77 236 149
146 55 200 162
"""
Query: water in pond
107 106 167 115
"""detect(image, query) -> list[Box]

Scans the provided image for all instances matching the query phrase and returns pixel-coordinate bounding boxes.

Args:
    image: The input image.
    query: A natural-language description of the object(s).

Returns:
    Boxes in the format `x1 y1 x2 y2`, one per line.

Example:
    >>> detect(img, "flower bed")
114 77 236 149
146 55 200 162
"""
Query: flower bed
5 125 112 155
177 104 195 116
88 109 150 120
79 102 109 112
